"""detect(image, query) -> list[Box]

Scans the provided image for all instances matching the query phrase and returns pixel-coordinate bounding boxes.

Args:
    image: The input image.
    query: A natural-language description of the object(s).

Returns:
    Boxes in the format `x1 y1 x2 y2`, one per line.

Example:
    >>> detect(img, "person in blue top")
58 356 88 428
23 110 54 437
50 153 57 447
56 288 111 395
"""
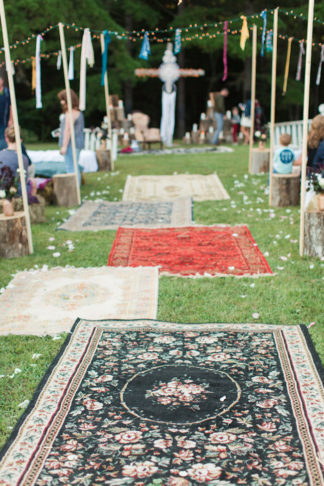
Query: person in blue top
0 74 13 150
273 134 297 174
57 89 84 186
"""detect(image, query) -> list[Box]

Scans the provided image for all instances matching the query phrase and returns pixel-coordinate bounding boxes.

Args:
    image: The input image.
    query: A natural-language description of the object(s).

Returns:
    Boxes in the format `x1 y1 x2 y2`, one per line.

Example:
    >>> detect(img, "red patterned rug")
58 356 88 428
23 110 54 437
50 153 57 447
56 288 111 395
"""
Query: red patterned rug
108 226 272 277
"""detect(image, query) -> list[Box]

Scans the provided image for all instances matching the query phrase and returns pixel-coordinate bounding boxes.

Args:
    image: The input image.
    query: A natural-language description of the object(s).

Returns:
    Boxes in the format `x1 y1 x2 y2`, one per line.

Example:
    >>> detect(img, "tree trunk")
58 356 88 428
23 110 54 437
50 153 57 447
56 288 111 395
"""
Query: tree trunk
304 211 324 258
0 211 29 258
251 149 270 174
53 174 79 207
271 173 301 207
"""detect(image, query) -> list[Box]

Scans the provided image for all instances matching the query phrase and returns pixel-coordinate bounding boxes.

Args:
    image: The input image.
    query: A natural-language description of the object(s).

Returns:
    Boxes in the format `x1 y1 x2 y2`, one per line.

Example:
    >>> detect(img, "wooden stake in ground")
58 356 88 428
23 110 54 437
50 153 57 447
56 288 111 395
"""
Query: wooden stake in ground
269 7 279 206
0 0 33 254
249 24 257 173
58 23 81 206
299 0 315 256
100 33 114 171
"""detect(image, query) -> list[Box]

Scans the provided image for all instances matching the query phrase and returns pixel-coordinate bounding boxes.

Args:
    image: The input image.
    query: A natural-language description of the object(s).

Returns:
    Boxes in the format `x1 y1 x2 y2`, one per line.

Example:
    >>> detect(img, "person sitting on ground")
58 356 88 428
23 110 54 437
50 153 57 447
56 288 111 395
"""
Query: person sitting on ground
295 115 324 172
273 133 297 174
0 126 36 197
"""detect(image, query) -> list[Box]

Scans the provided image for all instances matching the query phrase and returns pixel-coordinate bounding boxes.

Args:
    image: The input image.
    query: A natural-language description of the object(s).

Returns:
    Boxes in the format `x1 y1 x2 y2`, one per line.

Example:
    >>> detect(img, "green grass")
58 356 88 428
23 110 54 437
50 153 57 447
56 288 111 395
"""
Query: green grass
0 144 323 448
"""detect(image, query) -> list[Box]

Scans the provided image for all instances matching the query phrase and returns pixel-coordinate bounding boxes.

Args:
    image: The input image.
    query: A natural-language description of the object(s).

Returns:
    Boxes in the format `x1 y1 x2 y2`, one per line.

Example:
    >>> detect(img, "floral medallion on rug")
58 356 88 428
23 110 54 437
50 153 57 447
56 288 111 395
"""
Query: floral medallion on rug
0 267 158 335
58 197 192 231
107 226 272 277
122 174 230 202
0 320 323 485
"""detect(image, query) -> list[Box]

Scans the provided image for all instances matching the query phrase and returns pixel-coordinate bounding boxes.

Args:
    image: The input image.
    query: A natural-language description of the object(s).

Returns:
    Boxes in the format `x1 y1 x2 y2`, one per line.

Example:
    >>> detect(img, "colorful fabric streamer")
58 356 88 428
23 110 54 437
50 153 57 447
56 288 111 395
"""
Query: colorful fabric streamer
266 31 273 53
260 10 267 57
222 21 228 82
68 47 75 81
174 29 181 55
101 30 111 86
283 37 293 95
316 45 324 86
240 16 249 51
79 28 94 111
35 35 43 109
31 57 36 92
56 51 62 70
139 32 151 60
296 42 305 81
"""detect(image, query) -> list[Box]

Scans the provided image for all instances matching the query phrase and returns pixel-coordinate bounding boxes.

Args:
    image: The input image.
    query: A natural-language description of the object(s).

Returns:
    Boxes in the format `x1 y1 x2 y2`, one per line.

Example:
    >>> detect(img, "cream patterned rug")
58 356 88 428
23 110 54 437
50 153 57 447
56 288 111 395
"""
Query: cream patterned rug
58 197 192 231
0 267 158 336
122 174 230 202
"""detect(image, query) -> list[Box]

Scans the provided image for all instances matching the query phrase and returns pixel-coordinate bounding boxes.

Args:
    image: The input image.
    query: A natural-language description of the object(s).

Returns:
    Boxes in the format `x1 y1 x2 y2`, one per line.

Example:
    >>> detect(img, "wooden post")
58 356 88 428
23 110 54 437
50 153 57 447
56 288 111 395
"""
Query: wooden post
58 23 81 205
249 24 257 173
0 0 33 254
269 7 279 206
300 0 315 256
100 33 114 171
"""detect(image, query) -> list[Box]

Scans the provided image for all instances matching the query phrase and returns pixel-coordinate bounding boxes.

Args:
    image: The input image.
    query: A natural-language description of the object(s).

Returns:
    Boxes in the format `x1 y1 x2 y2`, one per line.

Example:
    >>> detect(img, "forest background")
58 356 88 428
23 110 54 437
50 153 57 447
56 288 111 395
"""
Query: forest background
2 0 324 142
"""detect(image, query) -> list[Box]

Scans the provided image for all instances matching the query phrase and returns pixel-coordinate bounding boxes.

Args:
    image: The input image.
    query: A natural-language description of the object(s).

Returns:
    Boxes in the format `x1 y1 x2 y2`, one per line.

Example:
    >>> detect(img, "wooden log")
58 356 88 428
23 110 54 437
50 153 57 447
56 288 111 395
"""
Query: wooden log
96 149 111 171
53 174 79 207
271 173 300 207
304 210 324 258
0 211 28 258
251 148 270 174
0 196 46 223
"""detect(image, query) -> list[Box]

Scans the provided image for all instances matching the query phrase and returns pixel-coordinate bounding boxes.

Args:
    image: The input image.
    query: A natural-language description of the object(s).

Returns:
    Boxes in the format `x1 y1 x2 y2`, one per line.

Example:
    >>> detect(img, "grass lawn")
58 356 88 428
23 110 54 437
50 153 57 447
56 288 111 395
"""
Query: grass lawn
0 144 323 448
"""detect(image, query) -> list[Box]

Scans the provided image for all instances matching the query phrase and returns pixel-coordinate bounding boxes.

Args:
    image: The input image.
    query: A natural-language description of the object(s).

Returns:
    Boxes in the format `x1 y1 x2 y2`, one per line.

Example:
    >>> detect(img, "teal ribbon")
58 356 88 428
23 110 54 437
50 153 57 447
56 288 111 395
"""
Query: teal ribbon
139 32 151 60
260 10 267 57
101 30 111 87
174 29 181 55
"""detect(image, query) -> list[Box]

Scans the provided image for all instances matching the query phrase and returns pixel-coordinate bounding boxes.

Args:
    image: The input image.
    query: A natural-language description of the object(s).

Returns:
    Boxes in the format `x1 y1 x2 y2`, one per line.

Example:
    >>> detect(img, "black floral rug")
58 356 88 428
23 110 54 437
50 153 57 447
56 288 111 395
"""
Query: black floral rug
1 320 323 485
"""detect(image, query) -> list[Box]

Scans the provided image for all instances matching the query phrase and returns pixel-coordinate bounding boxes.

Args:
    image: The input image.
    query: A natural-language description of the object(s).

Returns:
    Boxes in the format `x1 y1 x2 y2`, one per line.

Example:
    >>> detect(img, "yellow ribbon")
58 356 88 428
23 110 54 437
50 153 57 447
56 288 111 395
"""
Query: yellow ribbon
240 16 249 51
283 37 294 95
31 57 36 91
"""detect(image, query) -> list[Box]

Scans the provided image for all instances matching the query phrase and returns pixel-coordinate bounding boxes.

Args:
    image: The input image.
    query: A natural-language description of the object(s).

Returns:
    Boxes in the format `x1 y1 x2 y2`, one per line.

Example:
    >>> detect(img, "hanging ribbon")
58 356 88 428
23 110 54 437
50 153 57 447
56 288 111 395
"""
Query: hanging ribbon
174 29 181 55
139 32 151 60
260 10 267 57
56 51 62 70
283 37 293 95
240 16 249 51
68 47 75 80
266 31 273 52
31 57 36 91
101 30 111 86
35 35 43 109
79 28 94 111
296 42 305 81
316 45 324 86
222 21 228 81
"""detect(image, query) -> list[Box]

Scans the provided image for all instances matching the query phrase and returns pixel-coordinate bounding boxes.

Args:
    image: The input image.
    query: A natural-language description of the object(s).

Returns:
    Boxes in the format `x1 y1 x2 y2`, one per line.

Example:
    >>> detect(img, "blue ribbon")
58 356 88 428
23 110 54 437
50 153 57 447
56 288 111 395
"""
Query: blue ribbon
266 31 273 53
101 30 111 86
174 29 181 55
260 10 267 57
139 32 151 60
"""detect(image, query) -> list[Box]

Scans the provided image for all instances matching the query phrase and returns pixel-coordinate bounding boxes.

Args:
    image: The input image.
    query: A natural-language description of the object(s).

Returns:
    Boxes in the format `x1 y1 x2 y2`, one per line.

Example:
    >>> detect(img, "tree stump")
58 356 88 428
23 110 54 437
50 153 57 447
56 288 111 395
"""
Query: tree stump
0 211 29 258
96 149 111 171
271 173 300 207
251 149 270 174
8 197 46 224
304 211 324 258
53 174 79 207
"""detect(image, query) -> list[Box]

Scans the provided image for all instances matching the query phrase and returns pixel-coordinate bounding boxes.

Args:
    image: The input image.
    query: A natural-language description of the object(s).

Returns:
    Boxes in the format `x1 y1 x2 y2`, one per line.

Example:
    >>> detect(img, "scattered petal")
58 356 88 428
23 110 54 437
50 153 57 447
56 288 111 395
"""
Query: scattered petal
252 313 260 319
18 400 30 409
32 353 42 360
53 252 61 258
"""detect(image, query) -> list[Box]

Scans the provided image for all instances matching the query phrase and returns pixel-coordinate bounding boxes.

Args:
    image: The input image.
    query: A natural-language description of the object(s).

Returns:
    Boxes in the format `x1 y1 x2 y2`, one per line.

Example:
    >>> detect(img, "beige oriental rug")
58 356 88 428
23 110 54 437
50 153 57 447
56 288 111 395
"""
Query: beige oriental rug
122 174 230 202
0 266 159 336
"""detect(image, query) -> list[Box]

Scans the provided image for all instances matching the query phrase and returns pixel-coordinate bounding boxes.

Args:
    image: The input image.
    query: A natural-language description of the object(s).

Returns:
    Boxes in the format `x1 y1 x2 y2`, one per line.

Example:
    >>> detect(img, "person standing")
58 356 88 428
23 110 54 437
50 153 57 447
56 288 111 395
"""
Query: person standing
0 74 13 150
211 88 229 145
231 106 240 144
57 89 84 186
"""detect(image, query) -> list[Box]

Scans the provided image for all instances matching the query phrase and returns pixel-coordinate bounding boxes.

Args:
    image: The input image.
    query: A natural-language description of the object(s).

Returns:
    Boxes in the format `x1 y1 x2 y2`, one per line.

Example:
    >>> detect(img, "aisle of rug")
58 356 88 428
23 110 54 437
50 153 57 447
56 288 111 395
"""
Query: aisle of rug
1 170 324 486
1 319 323 485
